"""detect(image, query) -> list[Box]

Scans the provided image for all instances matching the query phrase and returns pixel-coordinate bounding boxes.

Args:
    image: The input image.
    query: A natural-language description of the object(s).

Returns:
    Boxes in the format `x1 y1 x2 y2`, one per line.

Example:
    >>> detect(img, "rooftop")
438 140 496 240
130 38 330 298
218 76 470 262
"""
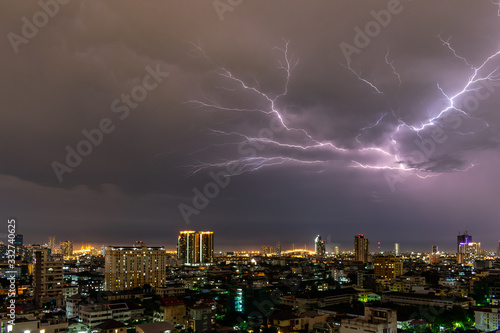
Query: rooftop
94 319 126 330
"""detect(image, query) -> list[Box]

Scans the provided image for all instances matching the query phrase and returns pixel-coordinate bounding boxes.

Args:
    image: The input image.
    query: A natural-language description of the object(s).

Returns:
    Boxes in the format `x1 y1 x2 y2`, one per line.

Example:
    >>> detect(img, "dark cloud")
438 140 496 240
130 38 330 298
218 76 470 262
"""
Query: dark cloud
1 0 500 251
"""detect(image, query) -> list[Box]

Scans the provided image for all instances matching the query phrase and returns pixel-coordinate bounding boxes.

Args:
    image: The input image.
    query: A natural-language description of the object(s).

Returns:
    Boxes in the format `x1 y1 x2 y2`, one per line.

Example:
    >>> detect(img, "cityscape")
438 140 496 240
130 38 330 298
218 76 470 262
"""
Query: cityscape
0 230 499 333
3 1 500 333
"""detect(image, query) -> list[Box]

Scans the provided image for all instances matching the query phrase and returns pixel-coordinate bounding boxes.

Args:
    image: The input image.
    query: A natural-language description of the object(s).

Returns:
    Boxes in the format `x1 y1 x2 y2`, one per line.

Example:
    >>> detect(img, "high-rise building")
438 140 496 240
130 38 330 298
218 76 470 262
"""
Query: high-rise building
374 256 403 279
354 234 369 263
198 231 214 264
177 231 196 264
430 245 440 264
458 241 481 264
33 248 64 307
334 246 340 256
177 231 214 265
60 240 73 257
497 241 500 257
48 236 56 253
315 235 326 256
276 242 281 257
394 243 399 256
104 243 167 291
14 234 23 260
457 232 472 253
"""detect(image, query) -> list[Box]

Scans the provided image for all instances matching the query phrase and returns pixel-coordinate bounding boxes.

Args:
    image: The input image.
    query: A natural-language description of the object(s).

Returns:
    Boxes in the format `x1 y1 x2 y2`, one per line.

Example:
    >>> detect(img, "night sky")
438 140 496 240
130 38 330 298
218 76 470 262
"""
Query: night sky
2 0 500 252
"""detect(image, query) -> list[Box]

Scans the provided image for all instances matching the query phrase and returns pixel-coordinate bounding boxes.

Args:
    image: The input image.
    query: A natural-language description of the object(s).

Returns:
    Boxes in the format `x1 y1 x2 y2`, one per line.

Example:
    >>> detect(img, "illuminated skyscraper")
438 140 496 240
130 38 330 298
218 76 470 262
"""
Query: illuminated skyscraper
432 245 438 254
198 231 214 264
354 234 369 263
315 235 326 256
394 243 399 256
177 231 196 264
457 232 472 253
458 241 481 264
276 242 281 256
177 231 214 265
48 236 56 253
334 246 340 255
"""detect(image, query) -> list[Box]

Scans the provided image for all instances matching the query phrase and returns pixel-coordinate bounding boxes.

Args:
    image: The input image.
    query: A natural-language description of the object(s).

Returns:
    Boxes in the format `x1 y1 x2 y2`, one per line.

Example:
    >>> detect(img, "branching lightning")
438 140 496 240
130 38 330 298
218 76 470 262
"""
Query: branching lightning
186 5 500 179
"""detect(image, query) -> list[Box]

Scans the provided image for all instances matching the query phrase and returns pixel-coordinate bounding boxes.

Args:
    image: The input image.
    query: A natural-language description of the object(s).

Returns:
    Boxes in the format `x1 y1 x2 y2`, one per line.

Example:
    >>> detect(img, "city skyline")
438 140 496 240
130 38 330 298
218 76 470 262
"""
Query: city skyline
2 1 500 251
20 232 500 254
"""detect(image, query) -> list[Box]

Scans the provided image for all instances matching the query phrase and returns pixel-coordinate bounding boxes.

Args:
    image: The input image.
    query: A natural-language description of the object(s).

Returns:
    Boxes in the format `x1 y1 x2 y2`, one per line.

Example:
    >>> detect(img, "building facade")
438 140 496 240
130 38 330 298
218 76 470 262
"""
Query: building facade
154 297 186 327
355 234 369 263
60 240 74 257
474 306 500 332
315 235 326 256
104 244 166 291
33 248 64 307
458 241 481 265
340 307 397 333
374 257 403 280
177 231 214 265
457 233 472 253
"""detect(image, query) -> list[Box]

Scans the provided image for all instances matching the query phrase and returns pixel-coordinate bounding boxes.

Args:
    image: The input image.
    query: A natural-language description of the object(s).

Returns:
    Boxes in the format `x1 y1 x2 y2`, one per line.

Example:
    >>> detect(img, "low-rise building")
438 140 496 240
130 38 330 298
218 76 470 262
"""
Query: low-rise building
381 292 472 309
155 283 186 298
340 307 397 333
154 297 186 327
78 303 144 328
1 316 68 333
66 294 85 318
136 321 174 333
188 304 214 332
290 288 358 312
474 306 500 332
94 319 127 333
269 311 301 333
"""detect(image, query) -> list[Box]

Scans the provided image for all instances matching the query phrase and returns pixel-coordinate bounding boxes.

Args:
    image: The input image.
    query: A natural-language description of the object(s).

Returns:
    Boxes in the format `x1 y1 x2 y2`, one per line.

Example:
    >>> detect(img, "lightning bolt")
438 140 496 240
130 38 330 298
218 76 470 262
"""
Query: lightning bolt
385 50 402 86
186 39 361 175
341 63 384 94
186 5 500 180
